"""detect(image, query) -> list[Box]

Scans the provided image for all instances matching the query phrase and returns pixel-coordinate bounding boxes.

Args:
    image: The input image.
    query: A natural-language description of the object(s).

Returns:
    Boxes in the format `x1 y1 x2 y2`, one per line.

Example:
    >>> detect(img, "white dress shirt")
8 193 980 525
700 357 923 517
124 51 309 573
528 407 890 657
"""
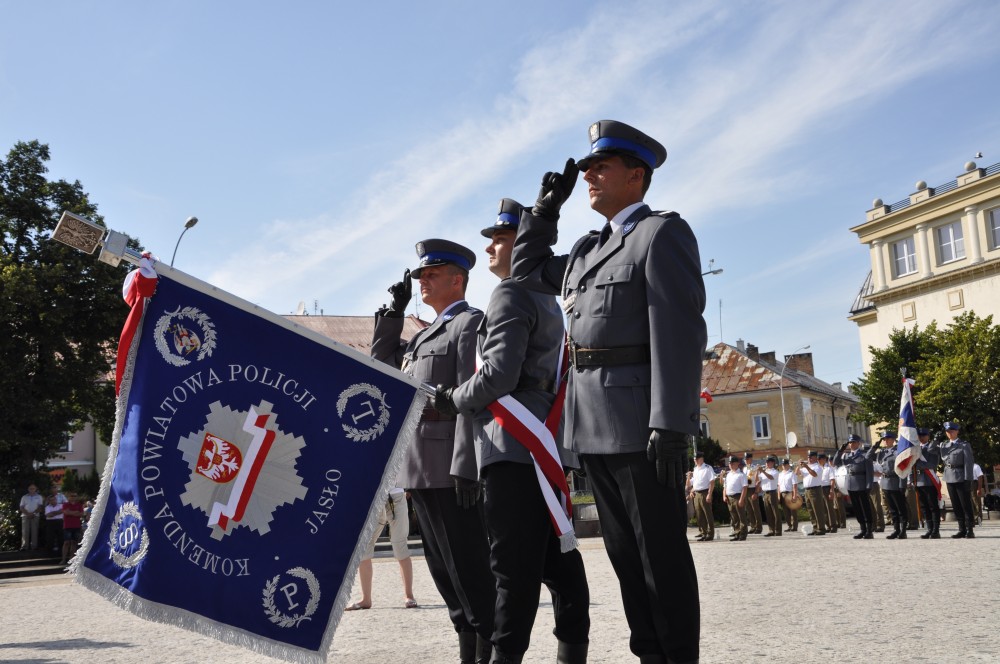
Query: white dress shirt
690 463 716 491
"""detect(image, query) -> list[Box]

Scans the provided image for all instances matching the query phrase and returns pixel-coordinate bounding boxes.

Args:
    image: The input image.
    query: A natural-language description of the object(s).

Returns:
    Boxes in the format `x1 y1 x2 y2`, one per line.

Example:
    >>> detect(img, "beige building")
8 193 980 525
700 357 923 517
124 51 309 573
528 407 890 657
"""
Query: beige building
849 160 1000 371
700 341 869 463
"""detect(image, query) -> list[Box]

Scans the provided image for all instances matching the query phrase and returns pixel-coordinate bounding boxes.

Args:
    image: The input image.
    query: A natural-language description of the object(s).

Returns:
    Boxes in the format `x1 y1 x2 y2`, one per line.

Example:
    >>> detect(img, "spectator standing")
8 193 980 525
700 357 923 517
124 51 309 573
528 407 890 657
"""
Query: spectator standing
346 488 417 611
60 491 86 565
19 484 44 551
43 495 65 553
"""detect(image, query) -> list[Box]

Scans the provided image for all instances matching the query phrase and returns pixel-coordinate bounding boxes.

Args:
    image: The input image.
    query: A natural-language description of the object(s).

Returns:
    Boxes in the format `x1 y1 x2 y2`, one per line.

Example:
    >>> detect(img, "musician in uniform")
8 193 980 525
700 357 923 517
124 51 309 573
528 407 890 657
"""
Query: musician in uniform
433 200 590 664
797 451 829 536
722 456 748 541
688 450 717 542
743 452 763 534
914 427 942 539
817 453 838 533
833 434 874 539
777 459 799 532
940 422 977 538
372 240 495 664
758 455 781 536
512 120 707 664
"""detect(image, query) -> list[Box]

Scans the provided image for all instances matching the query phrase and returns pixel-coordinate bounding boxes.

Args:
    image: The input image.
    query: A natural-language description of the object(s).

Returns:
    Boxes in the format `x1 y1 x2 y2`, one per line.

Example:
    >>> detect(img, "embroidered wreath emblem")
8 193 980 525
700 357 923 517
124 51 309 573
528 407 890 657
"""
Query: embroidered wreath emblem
154 306 217 367
262 567 321 628
108 501 150 569
336 383 390 443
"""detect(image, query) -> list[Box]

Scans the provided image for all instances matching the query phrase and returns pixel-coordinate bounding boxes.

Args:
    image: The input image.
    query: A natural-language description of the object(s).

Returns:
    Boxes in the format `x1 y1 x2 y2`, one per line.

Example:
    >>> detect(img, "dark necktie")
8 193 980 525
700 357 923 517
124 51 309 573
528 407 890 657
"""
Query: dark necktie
598 222 612 248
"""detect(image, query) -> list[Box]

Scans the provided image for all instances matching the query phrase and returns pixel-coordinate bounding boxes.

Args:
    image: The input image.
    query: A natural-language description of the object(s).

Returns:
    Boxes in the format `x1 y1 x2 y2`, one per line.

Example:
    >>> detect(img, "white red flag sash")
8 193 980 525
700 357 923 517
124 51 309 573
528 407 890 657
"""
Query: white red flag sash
481 341 577 552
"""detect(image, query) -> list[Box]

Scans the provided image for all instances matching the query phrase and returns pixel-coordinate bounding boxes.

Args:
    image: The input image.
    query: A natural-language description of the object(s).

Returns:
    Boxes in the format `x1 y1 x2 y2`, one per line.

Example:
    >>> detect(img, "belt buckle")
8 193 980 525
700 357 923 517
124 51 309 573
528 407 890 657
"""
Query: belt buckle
569 340 579 369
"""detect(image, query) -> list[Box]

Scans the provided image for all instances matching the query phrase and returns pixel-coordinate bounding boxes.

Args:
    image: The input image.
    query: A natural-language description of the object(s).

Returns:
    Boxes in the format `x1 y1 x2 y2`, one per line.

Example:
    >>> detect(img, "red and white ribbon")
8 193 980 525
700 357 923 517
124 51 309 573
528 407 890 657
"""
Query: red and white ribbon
116 256 158 395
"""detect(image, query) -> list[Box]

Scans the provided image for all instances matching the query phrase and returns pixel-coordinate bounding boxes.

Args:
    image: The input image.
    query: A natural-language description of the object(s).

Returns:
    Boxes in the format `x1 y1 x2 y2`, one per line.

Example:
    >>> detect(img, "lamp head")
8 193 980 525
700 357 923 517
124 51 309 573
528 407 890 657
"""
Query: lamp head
184 216 199 229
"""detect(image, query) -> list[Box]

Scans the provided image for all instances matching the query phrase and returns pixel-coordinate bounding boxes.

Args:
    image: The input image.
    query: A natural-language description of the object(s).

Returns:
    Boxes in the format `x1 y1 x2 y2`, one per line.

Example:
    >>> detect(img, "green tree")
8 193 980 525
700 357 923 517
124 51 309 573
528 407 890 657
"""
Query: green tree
850 325 938 428
0 140 139 547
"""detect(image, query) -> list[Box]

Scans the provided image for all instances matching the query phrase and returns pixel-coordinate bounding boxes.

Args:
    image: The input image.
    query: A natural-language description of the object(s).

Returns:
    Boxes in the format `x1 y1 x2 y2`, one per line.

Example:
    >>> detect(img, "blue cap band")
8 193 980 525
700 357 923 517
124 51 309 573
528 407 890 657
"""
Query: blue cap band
591 137 657 169
496 211 519 227
421 250 472 271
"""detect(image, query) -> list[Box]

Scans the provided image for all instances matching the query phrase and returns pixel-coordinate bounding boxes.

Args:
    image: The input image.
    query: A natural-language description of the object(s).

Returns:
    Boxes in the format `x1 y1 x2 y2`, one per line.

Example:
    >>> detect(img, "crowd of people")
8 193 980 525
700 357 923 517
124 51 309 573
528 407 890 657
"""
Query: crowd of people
18 482 92 565
687 426 989 542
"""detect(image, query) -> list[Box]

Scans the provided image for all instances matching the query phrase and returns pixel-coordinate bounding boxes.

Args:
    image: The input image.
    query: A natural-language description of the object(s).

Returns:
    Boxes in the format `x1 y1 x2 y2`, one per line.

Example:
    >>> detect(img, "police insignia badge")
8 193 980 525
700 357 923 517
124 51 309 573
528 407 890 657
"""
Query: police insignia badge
72 258 424 664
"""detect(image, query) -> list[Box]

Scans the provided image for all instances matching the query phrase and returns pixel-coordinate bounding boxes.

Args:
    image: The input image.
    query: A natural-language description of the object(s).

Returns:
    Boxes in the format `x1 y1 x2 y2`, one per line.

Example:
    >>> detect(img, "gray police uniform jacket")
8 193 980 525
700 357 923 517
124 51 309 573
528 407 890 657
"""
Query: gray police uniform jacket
914 442 940 487
833 447 871 492
449 279 575 471
874 447 906 491
512 205 707 454
371 302 483 488
940 438 975 483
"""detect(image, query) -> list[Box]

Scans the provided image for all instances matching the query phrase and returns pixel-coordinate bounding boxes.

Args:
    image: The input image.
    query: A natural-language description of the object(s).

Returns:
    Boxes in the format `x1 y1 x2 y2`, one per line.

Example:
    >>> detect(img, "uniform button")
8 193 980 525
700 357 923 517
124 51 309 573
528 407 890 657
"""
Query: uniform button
607 275 613 281
574 312 581 319
580 285 586 292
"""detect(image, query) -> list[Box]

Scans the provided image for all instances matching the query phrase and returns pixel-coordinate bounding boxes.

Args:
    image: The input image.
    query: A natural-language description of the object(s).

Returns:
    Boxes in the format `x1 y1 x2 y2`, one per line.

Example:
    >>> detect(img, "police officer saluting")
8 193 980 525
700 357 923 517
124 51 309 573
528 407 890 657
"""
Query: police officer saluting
833 434 875 539
512 120 707 664
871 432 909 539
371 240 495 664
433 200 590 664
940 422 977 538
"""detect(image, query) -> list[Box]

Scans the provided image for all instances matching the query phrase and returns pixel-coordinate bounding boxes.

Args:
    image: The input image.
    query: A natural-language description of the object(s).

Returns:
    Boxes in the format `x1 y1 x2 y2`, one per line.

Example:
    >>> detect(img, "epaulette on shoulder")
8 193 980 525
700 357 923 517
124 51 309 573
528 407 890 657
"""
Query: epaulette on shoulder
648 210 680 219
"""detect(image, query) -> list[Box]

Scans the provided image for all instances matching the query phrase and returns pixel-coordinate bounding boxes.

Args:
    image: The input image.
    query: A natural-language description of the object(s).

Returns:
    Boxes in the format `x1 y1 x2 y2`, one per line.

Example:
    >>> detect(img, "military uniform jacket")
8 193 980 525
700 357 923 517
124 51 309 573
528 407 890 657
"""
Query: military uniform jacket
873 447 906 491
511 205 707 454
914 441 940 486
371 303 483 488
940 437 975 483
833 446 872 492
449 279 575 471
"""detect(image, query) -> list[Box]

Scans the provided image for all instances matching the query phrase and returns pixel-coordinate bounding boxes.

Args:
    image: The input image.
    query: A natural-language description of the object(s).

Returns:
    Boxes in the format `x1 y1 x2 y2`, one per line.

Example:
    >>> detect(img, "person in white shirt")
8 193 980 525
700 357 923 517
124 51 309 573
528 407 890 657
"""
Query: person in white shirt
722 456 748 541
687 450 717 541
19 484 44 551
777 459 800 532
797 451 829 536
757 456 782 536
972 463 985 525
743 452 763 534
818 453 839 533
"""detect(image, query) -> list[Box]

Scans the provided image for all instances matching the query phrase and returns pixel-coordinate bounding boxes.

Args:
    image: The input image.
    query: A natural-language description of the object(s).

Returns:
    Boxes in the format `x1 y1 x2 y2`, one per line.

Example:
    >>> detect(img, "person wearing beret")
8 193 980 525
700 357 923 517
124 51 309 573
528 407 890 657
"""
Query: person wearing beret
833 434 875 539
940 422 977 538
777 459 800 532
511 120 706 664
433 200 590 664
870 432 909 539
722 456 749 541
371 240 495 663
913 427 942 538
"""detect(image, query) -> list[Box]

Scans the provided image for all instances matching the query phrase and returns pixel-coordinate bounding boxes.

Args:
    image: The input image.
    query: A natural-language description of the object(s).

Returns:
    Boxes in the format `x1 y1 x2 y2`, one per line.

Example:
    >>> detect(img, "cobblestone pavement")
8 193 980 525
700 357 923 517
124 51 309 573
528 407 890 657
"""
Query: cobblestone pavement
1 521 997 663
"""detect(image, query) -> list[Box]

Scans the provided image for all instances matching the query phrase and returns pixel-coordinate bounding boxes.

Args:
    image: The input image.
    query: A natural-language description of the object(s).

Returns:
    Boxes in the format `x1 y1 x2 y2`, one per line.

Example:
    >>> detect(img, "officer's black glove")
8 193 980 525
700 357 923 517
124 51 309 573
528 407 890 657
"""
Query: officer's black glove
646 428 690 488
383 269 412 317
453 475 481 509
433 384 458 416
532 158 579 222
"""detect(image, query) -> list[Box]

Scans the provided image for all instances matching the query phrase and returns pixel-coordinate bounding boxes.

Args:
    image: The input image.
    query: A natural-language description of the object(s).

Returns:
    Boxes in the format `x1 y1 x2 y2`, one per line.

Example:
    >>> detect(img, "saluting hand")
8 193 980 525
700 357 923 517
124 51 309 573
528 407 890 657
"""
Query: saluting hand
384 269 412 317
532 158 579 222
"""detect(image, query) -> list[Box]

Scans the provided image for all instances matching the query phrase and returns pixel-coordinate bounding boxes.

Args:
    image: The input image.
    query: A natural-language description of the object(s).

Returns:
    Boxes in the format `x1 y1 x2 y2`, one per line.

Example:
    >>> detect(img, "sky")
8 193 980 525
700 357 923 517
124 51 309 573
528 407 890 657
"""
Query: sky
3 0 999 388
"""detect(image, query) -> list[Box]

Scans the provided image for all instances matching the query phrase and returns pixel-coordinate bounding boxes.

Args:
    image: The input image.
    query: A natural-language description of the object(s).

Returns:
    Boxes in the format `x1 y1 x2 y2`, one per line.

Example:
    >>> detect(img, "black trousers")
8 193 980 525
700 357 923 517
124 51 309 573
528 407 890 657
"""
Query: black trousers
483 462 590 656
848 489 873 532
946 482 976 532
884 489 908 530
916 484 941 529
410 487 496 638
582 452 699 664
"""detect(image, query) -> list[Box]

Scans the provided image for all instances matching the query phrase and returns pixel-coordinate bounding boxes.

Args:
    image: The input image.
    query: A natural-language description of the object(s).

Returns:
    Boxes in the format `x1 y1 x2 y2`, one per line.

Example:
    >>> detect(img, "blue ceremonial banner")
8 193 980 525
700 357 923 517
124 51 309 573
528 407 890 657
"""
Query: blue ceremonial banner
73 259 423 663
894 377 920 479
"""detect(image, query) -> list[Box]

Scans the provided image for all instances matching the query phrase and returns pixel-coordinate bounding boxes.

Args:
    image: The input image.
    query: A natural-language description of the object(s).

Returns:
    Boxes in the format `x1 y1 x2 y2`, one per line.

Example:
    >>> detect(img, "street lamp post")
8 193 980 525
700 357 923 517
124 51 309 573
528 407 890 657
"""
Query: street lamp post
779 344 810 458
170 216 199 267
701 258 724 277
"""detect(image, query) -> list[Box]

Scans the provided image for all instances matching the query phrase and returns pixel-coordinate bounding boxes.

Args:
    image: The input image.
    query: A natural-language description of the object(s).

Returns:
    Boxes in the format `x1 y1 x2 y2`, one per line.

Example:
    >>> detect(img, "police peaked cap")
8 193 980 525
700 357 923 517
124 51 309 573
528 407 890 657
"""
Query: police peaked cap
847 434 862 443
410 239 476 279
481 198 524 238
916 427 930 436
944 421 961 431
880 431 898 440
577 120 667 172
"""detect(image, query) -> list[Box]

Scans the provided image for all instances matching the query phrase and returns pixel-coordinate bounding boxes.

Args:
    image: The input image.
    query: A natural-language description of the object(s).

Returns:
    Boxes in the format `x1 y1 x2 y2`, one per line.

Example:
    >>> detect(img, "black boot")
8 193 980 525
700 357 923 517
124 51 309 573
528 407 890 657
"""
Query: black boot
920 526 933 539
853 527 866 540
951 518 967 539
886 524 899 540
488 647 522 664
930 520 941 539
556 640 589 664
459 632 477 664
898 524 907 539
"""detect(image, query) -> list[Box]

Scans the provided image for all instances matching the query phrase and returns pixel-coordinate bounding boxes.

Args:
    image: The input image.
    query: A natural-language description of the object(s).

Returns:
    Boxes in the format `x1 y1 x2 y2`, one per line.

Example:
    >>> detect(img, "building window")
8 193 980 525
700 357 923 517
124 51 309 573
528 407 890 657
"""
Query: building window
58 434 72 453
752 414 770 440
891 238 916 277
936 221 965 264
990 209 1000 250
699 419 710 438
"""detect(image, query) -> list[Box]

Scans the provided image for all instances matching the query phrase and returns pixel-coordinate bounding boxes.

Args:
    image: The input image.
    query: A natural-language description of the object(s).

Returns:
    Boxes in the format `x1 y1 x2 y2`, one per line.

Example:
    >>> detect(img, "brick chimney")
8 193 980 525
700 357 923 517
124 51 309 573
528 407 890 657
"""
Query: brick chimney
746 343 759 361
759 351 776 365
784 352 814 376
736 338 745 352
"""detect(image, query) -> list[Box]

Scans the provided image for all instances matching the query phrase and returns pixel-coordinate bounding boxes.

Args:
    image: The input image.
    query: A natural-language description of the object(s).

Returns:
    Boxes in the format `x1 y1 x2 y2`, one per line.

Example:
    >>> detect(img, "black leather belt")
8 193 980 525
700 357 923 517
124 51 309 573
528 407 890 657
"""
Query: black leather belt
515 376 555 392
569 344 651 367
421 406 456 422
693 489 709 494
